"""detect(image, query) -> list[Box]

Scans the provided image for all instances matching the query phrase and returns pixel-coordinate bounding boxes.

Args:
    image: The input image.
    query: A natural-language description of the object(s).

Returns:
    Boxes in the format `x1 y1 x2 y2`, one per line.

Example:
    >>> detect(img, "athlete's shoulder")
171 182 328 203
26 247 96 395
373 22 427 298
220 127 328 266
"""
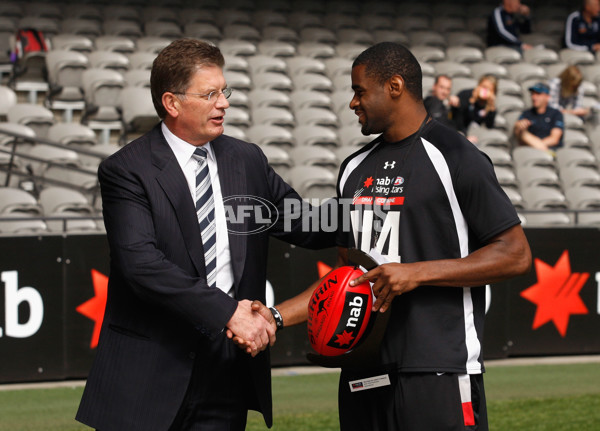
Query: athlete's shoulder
339 135 382 171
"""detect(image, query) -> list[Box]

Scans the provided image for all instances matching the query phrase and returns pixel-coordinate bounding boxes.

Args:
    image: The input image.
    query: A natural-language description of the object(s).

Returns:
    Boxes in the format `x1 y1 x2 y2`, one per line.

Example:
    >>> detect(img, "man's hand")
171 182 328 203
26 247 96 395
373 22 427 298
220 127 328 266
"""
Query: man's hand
514 118 531 135
349 263 419 313
226 299 275 357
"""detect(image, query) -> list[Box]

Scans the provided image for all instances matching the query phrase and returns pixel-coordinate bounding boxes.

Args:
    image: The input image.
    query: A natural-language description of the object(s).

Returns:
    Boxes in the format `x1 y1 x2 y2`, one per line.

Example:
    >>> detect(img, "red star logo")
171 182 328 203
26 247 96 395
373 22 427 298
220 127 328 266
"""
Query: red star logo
520 250 588 337
334 330 355 346
363 176 373 188
76 269 108 349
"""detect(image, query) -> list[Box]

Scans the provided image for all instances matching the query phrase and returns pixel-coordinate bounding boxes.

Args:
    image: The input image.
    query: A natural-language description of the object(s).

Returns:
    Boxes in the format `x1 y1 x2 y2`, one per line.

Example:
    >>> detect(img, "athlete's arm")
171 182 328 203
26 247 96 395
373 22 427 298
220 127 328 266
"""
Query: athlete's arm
276 247 348 327
350 224 531 313
227 247 348 350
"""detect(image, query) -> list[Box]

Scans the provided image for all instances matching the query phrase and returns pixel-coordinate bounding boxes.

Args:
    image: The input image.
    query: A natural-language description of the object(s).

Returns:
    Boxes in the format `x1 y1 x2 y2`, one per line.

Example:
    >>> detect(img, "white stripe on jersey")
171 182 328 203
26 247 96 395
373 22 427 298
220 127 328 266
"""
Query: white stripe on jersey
421 138 482 374
338 142 380 196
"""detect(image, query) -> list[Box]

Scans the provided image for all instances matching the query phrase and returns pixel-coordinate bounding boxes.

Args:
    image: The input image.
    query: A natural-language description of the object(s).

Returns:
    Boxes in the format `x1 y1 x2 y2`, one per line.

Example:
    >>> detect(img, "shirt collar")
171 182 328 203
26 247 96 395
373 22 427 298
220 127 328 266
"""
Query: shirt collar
161 122 215 166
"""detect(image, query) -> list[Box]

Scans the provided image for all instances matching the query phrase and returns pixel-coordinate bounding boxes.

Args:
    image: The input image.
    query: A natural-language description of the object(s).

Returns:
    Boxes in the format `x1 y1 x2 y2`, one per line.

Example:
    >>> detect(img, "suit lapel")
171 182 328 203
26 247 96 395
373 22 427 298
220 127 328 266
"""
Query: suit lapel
151 127 206 276
212 135 247 289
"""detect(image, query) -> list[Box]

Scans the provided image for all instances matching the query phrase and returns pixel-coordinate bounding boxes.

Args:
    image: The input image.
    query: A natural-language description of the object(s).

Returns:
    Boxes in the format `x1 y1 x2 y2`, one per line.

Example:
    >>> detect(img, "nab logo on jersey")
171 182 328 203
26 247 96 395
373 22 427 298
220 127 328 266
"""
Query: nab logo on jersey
383 161 396 169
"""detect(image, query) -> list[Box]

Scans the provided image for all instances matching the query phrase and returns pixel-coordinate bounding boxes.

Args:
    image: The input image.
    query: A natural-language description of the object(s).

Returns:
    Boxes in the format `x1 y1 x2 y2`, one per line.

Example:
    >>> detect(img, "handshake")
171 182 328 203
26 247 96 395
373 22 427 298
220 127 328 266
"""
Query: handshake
225 299 277 357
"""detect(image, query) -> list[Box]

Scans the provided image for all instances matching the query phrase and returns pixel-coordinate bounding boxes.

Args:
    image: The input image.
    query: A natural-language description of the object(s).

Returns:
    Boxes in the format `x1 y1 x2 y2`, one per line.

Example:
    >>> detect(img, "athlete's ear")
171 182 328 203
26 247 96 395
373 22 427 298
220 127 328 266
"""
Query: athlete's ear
388 75 404 98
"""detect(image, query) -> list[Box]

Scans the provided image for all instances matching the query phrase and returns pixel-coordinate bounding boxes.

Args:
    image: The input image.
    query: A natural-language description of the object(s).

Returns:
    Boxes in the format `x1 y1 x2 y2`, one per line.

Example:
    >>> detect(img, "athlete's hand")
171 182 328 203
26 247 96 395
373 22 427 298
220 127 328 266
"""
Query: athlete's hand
349 263 419 313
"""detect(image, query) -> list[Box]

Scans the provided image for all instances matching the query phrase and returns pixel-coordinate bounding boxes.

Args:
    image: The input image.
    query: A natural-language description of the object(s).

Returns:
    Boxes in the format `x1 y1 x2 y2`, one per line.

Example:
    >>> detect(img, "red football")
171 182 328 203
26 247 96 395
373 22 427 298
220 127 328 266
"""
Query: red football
307 266 373 356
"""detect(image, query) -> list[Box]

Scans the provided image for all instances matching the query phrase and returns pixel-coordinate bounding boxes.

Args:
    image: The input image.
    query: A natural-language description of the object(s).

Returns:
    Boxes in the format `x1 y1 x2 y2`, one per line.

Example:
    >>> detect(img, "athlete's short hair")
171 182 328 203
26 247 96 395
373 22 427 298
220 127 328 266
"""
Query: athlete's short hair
352 42 423 101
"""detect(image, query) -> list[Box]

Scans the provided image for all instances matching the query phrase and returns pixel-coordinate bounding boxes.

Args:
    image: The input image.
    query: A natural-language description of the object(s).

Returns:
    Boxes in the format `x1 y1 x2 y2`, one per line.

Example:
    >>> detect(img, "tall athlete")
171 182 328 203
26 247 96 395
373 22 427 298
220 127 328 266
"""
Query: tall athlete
246 42 532 430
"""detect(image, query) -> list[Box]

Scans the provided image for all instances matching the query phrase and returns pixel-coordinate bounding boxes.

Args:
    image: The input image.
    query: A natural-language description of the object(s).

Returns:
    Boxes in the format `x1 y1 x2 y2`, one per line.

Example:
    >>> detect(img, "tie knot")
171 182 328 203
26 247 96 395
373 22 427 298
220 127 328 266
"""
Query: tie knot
193 147 208 161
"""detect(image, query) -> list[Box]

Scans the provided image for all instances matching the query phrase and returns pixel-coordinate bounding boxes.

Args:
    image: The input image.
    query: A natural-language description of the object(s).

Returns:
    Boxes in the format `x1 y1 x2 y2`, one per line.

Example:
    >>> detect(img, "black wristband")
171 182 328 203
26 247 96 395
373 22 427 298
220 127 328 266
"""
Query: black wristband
269 306 284 331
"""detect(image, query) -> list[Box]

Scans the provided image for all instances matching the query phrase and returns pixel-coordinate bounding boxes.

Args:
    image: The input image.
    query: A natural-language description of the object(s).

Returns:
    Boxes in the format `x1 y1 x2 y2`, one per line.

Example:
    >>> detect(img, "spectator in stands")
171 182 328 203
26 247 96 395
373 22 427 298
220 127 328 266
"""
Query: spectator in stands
514 82 564 152
487 0 533 51
424 74 460 128
565 0 600 53
549 65 590 118
453 75 498 142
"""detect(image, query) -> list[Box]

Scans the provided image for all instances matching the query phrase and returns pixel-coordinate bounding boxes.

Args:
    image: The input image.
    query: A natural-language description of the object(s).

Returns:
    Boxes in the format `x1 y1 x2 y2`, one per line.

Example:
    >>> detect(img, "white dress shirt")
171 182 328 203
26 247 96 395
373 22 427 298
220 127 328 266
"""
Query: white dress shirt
161 123 234 296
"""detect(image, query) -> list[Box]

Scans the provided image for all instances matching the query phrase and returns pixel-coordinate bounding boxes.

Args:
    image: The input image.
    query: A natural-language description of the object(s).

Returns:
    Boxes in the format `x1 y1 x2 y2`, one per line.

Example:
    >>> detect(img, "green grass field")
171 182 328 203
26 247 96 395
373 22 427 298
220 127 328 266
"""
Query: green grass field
0 362 599 431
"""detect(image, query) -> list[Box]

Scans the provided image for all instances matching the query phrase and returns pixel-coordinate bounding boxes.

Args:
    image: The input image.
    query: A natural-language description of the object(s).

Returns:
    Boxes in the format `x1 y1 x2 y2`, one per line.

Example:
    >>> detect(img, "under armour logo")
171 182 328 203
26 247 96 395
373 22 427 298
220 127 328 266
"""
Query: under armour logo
384 161 396 169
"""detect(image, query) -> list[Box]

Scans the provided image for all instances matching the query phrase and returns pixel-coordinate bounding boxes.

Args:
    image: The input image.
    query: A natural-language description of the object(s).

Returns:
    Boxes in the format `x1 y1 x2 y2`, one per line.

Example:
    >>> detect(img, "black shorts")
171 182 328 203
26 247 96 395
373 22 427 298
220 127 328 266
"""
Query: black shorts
338 366 488 431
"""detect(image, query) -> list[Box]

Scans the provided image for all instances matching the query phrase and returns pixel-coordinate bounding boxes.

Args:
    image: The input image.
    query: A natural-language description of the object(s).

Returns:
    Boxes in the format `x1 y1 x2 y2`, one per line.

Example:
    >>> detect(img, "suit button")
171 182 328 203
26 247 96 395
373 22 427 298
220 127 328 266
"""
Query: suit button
189 352 196 360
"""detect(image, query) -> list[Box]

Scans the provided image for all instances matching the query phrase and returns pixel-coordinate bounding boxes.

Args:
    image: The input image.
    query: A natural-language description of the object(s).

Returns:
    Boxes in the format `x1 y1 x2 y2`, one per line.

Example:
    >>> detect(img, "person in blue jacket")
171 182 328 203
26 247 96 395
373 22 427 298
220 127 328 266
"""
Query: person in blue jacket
487 0 533 51
565 0 600 53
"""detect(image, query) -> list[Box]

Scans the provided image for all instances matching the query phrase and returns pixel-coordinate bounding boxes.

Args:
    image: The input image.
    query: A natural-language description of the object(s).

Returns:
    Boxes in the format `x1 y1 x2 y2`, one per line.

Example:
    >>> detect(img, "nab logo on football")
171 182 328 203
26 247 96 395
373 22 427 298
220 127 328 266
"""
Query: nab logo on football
308 266 373 356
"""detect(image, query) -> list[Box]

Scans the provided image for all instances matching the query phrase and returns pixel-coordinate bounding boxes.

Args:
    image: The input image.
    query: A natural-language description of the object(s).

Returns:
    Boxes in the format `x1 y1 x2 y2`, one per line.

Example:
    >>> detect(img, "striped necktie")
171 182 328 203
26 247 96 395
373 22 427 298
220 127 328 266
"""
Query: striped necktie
192 147 217 289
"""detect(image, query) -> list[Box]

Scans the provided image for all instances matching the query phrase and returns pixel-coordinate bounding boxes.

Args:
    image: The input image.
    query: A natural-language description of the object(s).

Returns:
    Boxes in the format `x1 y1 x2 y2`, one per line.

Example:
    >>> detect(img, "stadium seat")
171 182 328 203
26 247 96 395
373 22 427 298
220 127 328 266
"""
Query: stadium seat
38 186 95 215
434 61 473 78
338 124 370 147
47 123 97 147
120 87 160 144
445 46 484 64
507 63 547 83
127 53 156 71
576 211 600 226
512 146 556 169
223 71 252 92
495 95 525 115
218 39 257 57
248 89 291 110
290 90 332 111
336 29 374 46
94 36 136 54
17 16 59 36
468 128 510 148
103 19 143 40
251 107 295 128
247 124 295 148
411 46 446 63
484 46 522 64
521 186 568 210
223 106 251 128
469 62 508 79
51 34 94 53
223 24 261 42
286 57 326 76
135 37 172 54
372 29 409 45
299 27 337 45
446 32 486 50
183 22 222 42
480 146 513 167
290 73 333 92
431 16 466 33
565 186 600 210
396 16 431 32
287 165 337 200
563 129 591 149
0 85 17 121
253 10 288 28
297 42 336 59
522 212 572 227
247 55 287 74
257 40 296 57
294 107 338 128
261 26 299 44
252 72 293 91
516 165 561 188
87 51 130 72
560 166 600 189
45 50 89 121
493 165 519 188
141 6 179 24
521 33 561 51
293 125 339 148
0 187 42 215
0 122 36 150
63 4 102 21
223 55 249 74
7 104 54 138
60 19 102 39
289 146 337 171
501 186 524 209
0 213 48 234
559 49 595 66
102 5 139 22
259 145 292 181
522 47 559 65
335 43 369 61
555 147 597 169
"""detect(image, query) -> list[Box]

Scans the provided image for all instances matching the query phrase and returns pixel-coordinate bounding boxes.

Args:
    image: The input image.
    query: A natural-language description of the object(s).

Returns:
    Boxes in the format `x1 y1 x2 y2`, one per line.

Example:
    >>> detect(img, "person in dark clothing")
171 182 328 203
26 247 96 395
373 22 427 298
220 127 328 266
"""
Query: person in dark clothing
424 74 460 128
487 0 533 51
514 82 565 152
565 0 600 53
453 75 498 142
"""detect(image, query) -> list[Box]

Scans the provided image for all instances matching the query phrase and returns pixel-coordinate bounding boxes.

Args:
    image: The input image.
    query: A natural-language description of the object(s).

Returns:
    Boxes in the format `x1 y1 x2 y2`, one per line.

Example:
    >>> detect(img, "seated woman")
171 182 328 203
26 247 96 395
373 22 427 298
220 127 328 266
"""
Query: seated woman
453 75 497 143
549 65 589 118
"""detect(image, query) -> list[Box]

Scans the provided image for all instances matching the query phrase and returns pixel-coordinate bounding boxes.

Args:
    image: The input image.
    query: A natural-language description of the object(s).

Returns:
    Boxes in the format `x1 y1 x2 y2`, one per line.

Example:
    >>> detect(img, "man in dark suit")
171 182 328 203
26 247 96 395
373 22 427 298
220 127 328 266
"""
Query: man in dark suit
76 38 334 431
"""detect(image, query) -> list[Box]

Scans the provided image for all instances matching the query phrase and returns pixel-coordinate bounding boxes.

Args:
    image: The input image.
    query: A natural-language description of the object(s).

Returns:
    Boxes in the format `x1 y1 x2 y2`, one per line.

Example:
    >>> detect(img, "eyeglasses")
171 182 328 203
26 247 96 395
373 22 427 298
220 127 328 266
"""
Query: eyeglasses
172 87 233 102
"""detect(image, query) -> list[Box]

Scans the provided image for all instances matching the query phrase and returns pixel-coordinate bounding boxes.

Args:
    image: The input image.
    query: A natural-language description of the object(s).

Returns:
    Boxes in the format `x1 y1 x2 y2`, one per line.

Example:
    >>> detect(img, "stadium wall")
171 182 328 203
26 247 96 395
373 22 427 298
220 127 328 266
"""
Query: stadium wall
0 229 599 383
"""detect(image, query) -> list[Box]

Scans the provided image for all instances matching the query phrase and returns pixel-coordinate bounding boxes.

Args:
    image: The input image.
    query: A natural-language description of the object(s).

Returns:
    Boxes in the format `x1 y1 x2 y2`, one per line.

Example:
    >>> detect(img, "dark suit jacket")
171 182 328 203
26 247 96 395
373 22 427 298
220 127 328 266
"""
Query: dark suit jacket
76 125 334 430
